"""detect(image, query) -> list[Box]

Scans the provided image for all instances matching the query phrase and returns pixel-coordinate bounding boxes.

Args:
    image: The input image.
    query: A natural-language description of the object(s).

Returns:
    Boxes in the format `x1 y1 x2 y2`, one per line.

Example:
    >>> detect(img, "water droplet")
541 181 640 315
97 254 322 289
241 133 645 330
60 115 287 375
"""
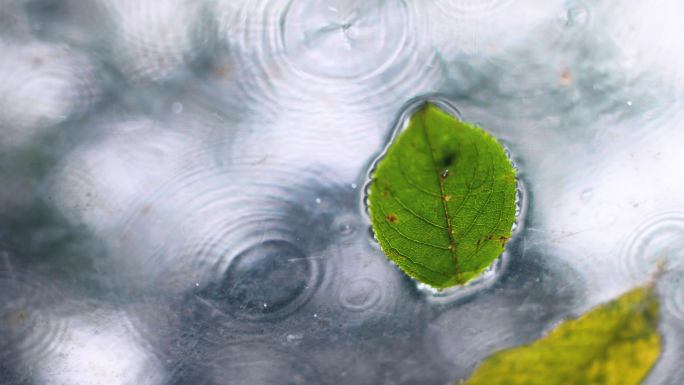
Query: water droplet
368 226 379 243
627 100 633 106
363 197 372 215
351 183 357 189
172 102 183 113
512 180 526 233
441 170 450 179
315 198 321 204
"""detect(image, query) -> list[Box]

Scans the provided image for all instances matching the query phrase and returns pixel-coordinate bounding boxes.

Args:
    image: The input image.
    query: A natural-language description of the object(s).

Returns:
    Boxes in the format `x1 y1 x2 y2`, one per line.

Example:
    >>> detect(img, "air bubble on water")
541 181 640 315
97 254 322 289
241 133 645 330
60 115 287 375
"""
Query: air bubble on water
627 100 633 106
351 183 357 189
338 223 353 235
368 226 379 243
332 214 357 238
512 179 526 234
172 102 183 113
315 198 321 204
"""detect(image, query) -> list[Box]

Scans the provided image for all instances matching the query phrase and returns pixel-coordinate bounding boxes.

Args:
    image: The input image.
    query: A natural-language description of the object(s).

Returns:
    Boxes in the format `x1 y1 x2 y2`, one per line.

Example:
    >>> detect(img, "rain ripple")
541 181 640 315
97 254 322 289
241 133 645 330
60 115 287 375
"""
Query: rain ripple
621 212 684 323
0 42 100 147
211 0 443 119
0 255 69 367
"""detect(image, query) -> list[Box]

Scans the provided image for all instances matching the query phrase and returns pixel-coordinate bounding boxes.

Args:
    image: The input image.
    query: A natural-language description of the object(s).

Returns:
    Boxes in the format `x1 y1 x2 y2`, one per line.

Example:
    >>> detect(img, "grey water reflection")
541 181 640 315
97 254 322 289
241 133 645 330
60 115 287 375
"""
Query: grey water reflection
1 0 684 384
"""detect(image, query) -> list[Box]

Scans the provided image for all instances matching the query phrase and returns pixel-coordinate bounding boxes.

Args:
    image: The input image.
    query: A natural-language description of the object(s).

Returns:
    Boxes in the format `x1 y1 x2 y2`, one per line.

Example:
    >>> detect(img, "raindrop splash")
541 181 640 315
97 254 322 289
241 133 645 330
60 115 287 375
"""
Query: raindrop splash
338 276 384 312
281 0 409 79
204 240 320 321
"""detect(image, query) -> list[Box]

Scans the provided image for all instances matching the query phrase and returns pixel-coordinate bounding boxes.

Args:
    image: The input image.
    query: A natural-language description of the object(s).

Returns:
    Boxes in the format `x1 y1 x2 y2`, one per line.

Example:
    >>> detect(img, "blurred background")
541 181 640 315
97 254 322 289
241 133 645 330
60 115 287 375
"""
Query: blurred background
1 0 683 384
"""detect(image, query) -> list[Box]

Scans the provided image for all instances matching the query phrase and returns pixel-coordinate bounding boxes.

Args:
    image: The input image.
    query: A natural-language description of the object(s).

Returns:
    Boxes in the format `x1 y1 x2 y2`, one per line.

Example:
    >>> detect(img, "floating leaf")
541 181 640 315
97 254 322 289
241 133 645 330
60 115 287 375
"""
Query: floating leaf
369 103 517 288
462 285 661 385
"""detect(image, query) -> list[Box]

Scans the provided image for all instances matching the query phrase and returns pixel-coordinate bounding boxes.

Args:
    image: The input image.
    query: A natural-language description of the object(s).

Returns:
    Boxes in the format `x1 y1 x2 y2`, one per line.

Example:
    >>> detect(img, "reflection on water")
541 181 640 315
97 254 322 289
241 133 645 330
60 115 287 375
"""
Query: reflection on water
1 0 684 384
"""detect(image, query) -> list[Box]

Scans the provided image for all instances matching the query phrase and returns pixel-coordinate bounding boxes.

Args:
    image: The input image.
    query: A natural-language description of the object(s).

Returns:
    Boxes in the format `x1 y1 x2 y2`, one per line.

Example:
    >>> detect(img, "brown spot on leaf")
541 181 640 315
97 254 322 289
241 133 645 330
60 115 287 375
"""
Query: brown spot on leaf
444 195 451 202
425 233 429 239
381 191 388 198
386 214 397 223
486 234 509 246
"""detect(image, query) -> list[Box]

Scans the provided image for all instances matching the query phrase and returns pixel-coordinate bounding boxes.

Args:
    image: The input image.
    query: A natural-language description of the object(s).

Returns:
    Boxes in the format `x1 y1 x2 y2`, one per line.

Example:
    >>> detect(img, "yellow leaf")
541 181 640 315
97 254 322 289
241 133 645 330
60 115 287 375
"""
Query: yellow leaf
462 285 661 385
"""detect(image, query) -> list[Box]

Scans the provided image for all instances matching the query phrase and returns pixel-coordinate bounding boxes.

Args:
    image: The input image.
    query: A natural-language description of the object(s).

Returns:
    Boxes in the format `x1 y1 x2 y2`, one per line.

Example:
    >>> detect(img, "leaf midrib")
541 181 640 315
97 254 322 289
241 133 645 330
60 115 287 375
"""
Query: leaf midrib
420 108 462 283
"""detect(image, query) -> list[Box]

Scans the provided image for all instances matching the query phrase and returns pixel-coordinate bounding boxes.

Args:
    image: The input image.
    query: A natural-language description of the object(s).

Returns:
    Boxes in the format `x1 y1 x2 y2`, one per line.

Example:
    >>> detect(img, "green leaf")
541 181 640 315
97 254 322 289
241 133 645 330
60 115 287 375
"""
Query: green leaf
369 103 517 288
462 285 661 385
